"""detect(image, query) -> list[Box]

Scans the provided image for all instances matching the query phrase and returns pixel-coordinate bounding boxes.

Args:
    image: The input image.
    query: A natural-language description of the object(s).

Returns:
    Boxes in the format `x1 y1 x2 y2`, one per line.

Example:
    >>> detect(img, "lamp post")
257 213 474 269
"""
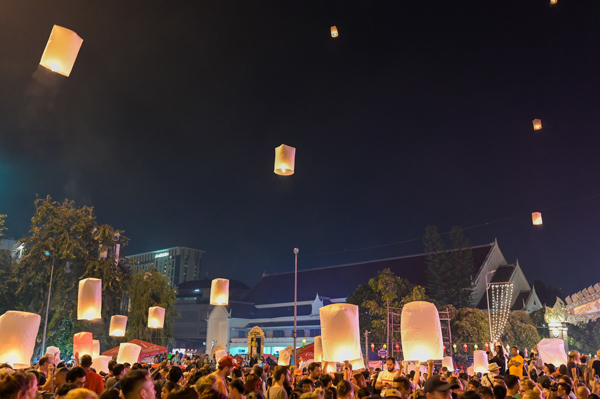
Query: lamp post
293 248 299 366
485 269 496 343
41 252 56 353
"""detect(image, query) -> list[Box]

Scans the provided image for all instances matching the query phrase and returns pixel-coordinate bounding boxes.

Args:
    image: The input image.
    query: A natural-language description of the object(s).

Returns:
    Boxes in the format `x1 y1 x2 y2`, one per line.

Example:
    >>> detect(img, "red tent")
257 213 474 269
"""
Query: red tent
296 343 314 364
102 339 168 362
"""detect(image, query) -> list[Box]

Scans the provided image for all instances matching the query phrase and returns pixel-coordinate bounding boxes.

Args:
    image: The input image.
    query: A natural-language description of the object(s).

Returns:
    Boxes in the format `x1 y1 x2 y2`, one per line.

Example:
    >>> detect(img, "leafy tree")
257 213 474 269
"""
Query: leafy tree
402 286 434 306
449 227 475 308
0 214 6 237
424 226 450 305
126 267 178 347
347 283 380 342
451 307 490 345
501 311 540 351
568 320 600 355
0 249 17 314
528 308 548 339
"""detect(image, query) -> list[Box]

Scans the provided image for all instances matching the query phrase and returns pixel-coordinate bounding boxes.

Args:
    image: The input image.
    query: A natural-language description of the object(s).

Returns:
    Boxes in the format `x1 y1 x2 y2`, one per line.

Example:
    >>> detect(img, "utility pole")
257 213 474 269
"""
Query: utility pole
365 330 369 366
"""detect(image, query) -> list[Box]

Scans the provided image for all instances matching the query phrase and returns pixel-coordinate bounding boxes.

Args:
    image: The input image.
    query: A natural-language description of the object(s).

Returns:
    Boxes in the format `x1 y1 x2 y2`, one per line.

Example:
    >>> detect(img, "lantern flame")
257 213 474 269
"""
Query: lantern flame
532 119 542 130
39 25 83 77
274 144 295 176
532 212 543 225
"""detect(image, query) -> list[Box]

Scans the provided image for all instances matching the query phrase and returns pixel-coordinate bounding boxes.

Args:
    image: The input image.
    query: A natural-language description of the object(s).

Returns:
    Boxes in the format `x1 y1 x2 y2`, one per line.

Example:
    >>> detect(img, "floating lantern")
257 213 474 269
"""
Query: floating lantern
92 340 100 358
46 346 61 363
92 355 111 374
349 358 365 371
210 279 229 305
39 25 83 77
314 336 323 362
274 144 296 176
278 350 290 366
117 343 142 364
442 356 454 370
320 304 361 362
78 278 102 320
532 119 542 130
148 307 165 329
0 311 41 368
536 338 568 367
331 26 339 37
467 365 474 376
215 349 227 363
401 301 443 361
464 344 468 352
532 212 543 225
550 0 557 4
473 350 489 373
73 332 93 357
109 315 128 337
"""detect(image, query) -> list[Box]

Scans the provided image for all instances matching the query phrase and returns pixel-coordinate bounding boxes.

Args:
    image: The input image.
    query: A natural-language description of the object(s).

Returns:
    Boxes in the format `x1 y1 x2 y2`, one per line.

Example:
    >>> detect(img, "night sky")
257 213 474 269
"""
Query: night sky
1 0 600 296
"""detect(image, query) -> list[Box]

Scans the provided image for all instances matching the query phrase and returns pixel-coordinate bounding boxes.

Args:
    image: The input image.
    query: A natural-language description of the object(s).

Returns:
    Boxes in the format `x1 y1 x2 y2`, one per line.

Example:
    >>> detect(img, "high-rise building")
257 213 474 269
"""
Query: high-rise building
127 247 205 286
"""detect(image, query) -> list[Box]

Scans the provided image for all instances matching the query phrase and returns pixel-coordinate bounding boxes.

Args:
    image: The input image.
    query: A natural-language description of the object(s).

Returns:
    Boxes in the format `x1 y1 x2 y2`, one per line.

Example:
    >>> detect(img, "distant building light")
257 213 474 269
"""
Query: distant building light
155 252 169 258
194 289 200 292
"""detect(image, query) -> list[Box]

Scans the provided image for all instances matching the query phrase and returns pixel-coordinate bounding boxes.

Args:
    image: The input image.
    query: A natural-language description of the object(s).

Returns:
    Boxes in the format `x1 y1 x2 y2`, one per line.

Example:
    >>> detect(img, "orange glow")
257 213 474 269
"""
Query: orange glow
148 307 165 329
331 26 339 37
210 278 230 305
550 0 557 4
532 119 542 130
274 144 295 176
39 25 83 77
109 315 128 337
532 212 543 225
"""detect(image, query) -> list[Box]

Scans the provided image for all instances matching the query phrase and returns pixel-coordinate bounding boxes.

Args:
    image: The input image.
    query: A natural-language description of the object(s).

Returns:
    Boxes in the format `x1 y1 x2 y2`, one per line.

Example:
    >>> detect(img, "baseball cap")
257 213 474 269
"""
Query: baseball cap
423 375 460 394
381 389 403 399
218 356 238 368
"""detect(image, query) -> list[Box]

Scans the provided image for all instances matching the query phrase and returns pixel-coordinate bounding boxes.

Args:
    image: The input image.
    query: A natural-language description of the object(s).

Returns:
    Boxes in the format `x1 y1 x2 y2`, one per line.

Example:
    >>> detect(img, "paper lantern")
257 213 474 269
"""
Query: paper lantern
349 358 365 371
550 0 557 4
532 212 543 225
442 356 454 370
92 340 100 358
274 144 296 176
46 346 61 363
210 279 229 305
536 338 568 367
109 315 128 337
320 304 361 362
78 278 102 320
401 301 443 361
473 350 489 373
39 25 83 77
92 355 111 374
331 26 339 37
73 332 93 357
148 306 165 329
467 365 474 376
116 343 142 364
314 336 323 362
533 119 542 130
215 349 227 363
278 350 290 366
0 311 41 368
324 362 337 373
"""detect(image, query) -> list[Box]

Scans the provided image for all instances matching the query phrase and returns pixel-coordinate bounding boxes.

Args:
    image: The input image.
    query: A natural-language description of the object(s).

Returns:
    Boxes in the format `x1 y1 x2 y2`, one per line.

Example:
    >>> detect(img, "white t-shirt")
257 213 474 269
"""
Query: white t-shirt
377 370 397 388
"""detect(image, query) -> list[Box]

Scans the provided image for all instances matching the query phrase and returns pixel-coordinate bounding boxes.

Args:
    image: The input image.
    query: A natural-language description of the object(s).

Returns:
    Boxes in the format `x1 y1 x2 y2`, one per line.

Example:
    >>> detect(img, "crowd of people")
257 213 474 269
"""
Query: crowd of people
1 345 600 399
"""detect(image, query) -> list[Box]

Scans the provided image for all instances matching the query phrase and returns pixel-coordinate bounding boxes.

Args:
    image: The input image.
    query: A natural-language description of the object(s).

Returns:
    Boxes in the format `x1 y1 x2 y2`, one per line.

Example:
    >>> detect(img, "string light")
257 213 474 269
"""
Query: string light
490 283 513 342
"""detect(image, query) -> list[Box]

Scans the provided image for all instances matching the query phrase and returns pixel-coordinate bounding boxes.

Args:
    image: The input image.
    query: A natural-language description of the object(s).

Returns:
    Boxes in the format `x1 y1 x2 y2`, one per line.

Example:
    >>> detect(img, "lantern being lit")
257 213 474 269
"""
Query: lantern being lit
78 278 102 320
73 332 93 357
536 338 568 367
442 356 454 370
0 311 41 368
210 279 229 305
349 358 365 371
331 26 339 37
314 336 323 362
148 307 165 329
401 301 443 361
39 25 83 77
320 304 362 362
92 355 111 374
473 350 489 373
532 212 543 225
92 340 100 358
533 119 542 130
274 144 296 176
109 315 128 337
117 343 142 365
278 350 291 366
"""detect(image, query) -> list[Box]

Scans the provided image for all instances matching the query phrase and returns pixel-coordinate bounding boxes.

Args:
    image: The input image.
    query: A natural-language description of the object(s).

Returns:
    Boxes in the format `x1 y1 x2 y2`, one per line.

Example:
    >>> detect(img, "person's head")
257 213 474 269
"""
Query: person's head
124 363 132 373
246 391 265 399
244 374 262 395
493 385 507 399
100 389 121 399
121 370 155 399
511 347 519 357
230 379 246 399
462 392 483 399
252 365 264 378
357 388 370 399
468 381 481 391
161 382 177 399
300 379 315 393
522 390 541 399
232 368 243 380
581 355 588 365
274 366 290 387
393 377 412 399
337 380 354 399
386 358 396 373
64 388 99 399
520 379 535 394
39 355 55 369
557 383 572 399
557 376 573 387
568 351 580 363
168 367 183 385
309 363 322 380
424 375 459 399
66 367 87 388
576 386 590 399
493 376 506 388
505 376 519 394
558 365 568 376
476 386 494 399
113 364 126 379
0 372 29 399
320 374 333 389
53 367 69 388
544 364 556 375
195 374 218 395
80 355 93 369
166 387 199 399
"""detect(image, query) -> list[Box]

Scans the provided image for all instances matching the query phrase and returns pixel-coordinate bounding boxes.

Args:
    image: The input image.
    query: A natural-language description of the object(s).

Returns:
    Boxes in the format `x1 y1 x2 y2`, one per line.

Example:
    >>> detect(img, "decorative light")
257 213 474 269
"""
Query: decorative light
474 344 478 350
46 346 61 363
0 311 41 368
148 306 165 329
463 344 468 352
383 344 387 349
210 278 229 305
401 301 443 361
370 342 374 353
331 26 339 37
39 25 83 77
320 304 362 362
533 119 542 130
453 343 457 350
78 278 102 320
274 144 296 176
73 332 93 357
109 315 128 336
396 343 400 352
532 212 543 225
116 343 142 364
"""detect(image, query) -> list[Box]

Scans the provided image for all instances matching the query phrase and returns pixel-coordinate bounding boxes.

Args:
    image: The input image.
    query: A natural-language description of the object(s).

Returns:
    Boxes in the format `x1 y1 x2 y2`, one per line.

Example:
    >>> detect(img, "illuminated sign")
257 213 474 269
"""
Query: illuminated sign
155 252 169 259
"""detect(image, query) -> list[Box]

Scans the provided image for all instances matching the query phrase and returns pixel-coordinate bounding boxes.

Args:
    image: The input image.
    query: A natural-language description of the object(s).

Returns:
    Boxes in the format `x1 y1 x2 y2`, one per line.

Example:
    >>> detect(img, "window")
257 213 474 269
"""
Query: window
297 330 305 337
273 330 285 338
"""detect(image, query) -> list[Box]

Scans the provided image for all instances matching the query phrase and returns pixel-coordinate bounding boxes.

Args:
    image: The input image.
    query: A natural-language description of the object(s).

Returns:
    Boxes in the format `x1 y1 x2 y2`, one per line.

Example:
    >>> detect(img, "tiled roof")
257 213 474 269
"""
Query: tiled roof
242 244 494 305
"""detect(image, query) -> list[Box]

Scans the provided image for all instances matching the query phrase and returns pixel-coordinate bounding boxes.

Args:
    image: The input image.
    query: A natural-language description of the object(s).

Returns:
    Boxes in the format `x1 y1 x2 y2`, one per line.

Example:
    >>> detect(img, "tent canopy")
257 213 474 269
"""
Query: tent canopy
102 339 168 362
296 343 314 363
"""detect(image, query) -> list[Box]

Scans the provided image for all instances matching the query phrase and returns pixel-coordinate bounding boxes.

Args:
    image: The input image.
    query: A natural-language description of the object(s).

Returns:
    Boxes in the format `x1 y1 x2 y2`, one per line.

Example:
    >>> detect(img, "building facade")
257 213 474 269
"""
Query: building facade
127 247 205 286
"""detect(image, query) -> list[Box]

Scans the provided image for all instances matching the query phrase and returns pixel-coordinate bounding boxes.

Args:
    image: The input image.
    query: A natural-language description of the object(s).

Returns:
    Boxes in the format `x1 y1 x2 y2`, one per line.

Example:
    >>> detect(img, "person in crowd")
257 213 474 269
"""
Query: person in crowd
79 355 104 395
0 372 30 399
477 386 494 399
166 387 199 399
376 359 401 391
483 365 502 388
230 379 246 399
105 364 126 390
161 381 178 399
246 374 264 395
508 348 524 379
357 388 370 399
38 354 56 389
299 379 315 394
463 392 484 399
423 375 459 399
494 385 508 399
121 370 156 399
214 356 236 397
166 366 184 391
308 365 322 386
320 375 333 390
568 352 583 381
337 380 354 399
266 366 291 399
99 388 121 399
65 388 99 399
468 381 481 391
489 346 507 376
56 384 80 399
66 367 87 389
557 382 573 399
232 369 243 382
576 385 591 399
505 376 520 399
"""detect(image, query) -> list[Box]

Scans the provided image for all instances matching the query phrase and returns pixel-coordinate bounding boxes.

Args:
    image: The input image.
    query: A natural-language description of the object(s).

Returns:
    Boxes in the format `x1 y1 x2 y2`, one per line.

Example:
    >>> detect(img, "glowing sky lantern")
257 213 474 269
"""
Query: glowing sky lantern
532 212 543 225
331 26 339 37
210 278 229 305
274 144 296 176
39 25 83 77
536 338 568 367
92 340 100 358
349 358 365 370
109 315 128 337
0 311 41 368
116 343 142 364
550 0 557 4
320 304 361 362
78 278 102 320
401 301 443 361
73 332 93 357
278 349 291 365
442 356 454 370
532 119 542 130
313 336 322 362
92 355 111 374
148 306 165 329
473 350 489 373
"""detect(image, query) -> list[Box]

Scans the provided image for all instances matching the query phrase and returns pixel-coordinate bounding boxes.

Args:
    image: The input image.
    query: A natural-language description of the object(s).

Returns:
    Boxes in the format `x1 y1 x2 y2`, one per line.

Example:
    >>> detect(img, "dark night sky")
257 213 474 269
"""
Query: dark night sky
1 0 600 296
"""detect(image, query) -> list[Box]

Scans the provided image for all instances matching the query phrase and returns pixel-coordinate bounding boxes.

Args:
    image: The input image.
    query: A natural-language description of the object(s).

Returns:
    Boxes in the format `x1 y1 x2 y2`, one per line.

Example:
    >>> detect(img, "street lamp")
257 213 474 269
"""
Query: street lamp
485 269 496 343
41 252 56 353
293 248 299 366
